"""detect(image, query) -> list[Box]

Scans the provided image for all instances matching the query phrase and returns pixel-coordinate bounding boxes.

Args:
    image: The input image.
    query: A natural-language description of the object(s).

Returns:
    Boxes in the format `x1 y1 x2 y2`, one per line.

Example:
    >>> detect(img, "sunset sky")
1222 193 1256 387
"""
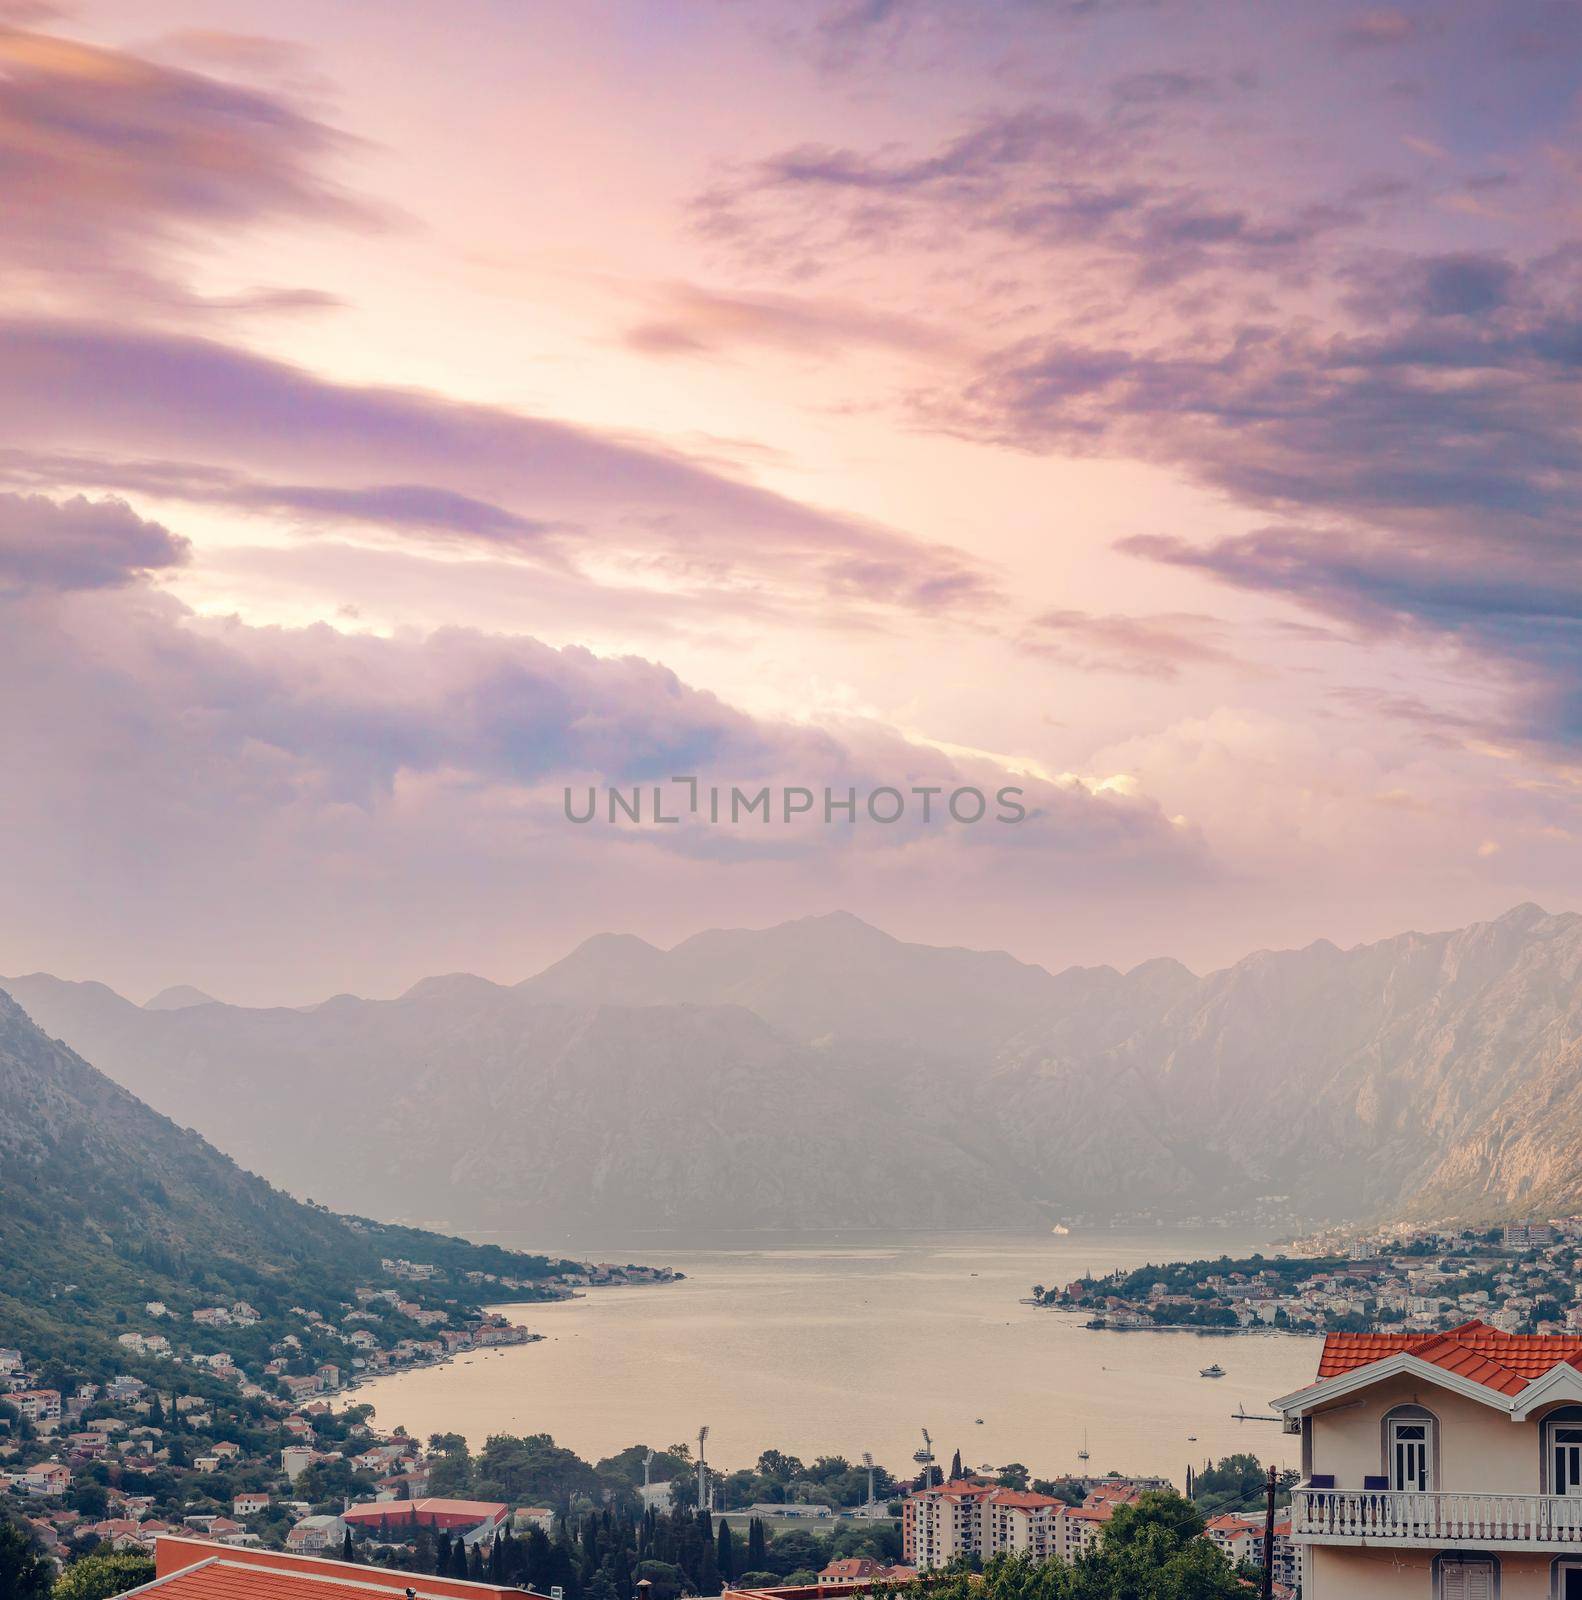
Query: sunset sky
3 0 1580 1001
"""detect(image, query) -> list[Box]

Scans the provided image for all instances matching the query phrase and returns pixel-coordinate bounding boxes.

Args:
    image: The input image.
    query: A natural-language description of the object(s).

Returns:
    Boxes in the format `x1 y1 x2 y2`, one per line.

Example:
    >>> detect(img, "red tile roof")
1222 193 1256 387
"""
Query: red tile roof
1316 1319 1582 1396
820 1560 878 1579
986 1490 1064 1510
150 1537 535 1600
341 1500 507 1527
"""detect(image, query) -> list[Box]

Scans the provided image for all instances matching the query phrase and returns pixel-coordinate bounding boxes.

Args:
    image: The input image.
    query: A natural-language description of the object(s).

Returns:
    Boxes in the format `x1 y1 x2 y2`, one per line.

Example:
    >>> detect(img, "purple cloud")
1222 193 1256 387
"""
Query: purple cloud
0 319 995 620
0 22 374 310
0 574 1210 994
624 281 959 361
0 492 189 593
698 105 1364 294
1028 609 1243 678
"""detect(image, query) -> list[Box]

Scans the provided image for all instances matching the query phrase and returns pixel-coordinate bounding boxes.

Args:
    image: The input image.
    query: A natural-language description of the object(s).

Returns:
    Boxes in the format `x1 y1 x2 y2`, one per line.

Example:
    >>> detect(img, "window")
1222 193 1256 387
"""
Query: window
1442 1561 1496 1600
1555 1427 1582 1496
1390 1418 1430 1491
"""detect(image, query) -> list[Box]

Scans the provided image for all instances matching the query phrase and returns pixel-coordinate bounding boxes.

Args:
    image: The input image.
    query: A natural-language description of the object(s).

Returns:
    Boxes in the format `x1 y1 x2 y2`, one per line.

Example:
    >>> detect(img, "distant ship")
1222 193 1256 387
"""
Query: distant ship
1200 1363 1227 1378
1077 1430 1090 1462
1051 1224 1070 1235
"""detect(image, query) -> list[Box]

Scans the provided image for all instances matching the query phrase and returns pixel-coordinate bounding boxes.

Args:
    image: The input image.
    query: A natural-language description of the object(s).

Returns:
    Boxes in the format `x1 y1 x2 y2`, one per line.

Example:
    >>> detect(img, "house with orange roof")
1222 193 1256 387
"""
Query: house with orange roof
1273 1319 1582 1600
1202 1512 1263 1566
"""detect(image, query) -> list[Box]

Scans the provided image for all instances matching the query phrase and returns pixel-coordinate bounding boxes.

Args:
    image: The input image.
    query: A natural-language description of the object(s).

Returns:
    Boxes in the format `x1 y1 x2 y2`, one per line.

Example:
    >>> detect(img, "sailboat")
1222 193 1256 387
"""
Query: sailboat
1077 1430 1090 1463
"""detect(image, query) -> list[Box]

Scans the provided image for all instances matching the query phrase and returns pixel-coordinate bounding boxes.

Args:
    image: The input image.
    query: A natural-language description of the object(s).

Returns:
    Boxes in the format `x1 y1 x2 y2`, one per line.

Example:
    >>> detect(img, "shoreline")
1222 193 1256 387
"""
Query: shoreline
336 1273 682 1401
1028 1306 1321 1337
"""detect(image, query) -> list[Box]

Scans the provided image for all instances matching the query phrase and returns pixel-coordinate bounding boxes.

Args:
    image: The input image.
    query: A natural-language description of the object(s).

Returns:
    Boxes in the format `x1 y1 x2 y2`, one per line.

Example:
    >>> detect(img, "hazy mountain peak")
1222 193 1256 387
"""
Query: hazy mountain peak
3 972 130 1005
1123 955 1198 988
1492 901 1554 929
399 972 508 1003
143 983 217 1010
522 930 667 998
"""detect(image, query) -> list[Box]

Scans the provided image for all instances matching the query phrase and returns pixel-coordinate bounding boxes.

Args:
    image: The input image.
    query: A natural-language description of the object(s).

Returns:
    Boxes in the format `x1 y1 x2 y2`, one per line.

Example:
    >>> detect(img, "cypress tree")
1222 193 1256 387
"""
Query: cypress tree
746 1518 766 1572
490 1533 504 1582
467 1545 483 1581
716 1519 735 1581
525 1527 553 1592
452 1541 470 1580
434 1531 452 1576
950 1450 962 1482
341 1531 356 1564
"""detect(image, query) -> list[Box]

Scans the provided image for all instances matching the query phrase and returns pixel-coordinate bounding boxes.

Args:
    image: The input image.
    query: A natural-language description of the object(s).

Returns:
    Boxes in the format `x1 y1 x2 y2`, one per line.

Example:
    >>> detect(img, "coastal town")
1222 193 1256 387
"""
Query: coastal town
1031 1218 1582 1336
2 1305 1300 1598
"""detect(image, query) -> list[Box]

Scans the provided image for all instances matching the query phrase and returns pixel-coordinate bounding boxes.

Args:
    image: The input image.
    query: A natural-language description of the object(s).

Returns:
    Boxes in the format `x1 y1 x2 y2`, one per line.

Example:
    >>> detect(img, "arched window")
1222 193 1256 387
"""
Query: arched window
1550 1556 1582 1600
1543 1407 1582 1495
1437 1554 1498 1600
1382 1403 1438 1491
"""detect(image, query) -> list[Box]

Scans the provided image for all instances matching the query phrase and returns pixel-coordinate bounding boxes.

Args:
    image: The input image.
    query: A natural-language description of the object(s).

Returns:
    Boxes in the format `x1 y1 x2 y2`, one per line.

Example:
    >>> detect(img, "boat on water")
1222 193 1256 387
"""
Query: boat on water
1077 1430 1090 1462
1051 1224 1070 1235
1200 1363 1226 1378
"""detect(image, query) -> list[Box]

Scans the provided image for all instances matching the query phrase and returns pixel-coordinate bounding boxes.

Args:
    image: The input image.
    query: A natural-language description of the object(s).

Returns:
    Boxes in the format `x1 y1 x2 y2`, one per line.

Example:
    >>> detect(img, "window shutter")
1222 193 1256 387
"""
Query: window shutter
1443 1561 1494 1600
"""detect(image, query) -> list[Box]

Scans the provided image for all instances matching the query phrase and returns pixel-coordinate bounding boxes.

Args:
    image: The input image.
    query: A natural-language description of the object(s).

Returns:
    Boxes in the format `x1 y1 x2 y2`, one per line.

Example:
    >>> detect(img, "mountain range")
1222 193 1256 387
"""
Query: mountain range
7 904 1582 1240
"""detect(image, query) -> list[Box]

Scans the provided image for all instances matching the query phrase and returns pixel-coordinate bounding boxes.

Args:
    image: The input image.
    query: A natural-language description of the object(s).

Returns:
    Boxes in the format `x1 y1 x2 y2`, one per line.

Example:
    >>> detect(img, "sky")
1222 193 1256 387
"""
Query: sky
2 0 1581 1003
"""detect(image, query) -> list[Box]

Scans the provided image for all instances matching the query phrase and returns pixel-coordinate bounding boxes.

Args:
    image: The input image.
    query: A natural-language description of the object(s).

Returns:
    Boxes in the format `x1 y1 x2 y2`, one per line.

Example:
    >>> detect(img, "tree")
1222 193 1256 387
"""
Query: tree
1103 1490 1205 1551
996 1465 1029 1492
53 1553 156 1600
1 1518 52 1600
755 1450 803 1483
746 1517 767 1572
522 1527 554 1593
426 1435 474 1499
65 1485 108 1521
950 1451 963 1482
716 1520 736 1582
340 1531 356 1565
763 1531 823 1580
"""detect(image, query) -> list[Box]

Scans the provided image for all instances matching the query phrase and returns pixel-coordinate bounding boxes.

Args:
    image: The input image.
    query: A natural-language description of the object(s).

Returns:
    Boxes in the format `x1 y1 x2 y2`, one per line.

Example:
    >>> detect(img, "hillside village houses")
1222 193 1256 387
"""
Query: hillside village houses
0 1280 544 1563
1047 1218 1582 1337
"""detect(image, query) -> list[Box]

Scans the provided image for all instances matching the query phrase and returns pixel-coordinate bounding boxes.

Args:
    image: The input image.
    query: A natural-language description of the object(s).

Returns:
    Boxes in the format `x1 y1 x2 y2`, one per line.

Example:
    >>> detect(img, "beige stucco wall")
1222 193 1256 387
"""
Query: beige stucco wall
1310 1373 1559 1495
1308 1545 1562 1600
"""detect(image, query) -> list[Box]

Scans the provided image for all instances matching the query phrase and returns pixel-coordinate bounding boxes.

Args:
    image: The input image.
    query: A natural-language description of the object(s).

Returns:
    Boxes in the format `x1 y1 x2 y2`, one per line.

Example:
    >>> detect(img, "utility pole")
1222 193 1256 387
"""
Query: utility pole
1260 1463 1277 1600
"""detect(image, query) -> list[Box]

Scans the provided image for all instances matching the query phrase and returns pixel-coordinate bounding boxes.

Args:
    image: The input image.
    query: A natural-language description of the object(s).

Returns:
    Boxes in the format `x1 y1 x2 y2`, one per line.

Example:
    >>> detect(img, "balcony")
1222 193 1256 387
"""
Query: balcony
1292 1487 1582 1551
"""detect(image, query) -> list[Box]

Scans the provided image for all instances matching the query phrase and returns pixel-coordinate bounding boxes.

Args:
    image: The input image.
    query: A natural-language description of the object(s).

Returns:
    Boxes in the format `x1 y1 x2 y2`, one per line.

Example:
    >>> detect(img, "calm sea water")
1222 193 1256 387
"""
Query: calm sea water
354 1232 1311 1488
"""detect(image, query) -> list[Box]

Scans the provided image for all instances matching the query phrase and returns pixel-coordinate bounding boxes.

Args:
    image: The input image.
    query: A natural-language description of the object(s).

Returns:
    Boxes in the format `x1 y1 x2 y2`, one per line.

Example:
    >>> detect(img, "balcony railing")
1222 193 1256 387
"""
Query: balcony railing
1293 1487 1582 1546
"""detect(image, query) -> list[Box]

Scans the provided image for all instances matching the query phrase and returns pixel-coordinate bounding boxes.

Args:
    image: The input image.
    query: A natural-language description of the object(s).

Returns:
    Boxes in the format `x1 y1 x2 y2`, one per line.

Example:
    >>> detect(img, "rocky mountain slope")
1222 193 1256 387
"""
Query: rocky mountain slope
0 989 575 1365
10 904 1582 1237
